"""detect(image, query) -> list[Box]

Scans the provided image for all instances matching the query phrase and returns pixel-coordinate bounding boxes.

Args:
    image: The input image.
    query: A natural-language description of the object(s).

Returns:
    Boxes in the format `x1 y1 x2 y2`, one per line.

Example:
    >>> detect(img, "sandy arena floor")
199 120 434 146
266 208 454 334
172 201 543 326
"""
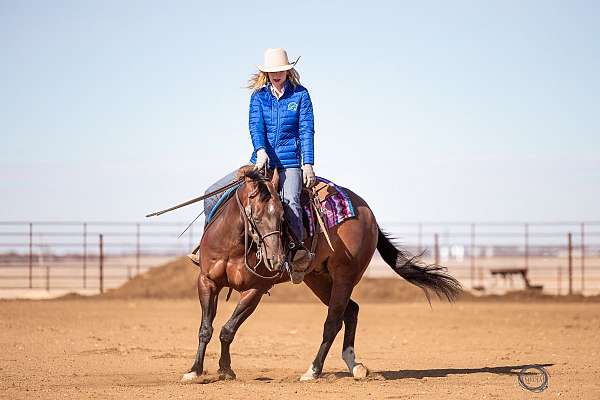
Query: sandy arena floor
1 299 599 399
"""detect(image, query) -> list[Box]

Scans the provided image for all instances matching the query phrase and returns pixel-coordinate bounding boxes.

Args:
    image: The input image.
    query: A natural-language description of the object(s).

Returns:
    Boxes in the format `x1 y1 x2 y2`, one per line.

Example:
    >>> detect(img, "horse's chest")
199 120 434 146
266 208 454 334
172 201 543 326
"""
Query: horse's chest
224 260 253 290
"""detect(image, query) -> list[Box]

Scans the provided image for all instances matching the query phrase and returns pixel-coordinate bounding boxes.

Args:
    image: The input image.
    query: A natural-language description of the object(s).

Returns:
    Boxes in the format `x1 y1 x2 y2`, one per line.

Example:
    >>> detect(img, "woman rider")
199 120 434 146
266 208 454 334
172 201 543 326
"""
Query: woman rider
202 48 316 283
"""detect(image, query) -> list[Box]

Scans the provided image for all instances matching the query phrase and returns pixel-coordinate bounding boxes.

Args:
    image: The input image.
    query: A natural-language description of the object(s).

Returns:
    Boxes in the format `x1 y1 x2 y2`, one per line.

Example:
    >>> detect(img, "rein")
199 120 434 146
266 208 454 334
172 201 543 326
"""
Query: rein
235 182 284 281
145 178 244 218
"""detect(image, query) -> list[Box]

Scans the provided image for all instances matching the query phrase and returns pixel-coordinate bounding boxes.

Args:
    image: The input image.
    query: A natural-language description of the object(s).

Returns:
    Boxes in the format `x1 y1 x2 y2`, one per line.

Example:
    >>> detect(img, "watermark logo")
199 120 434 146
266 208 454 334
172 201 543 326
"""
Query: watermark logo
518 365 549 393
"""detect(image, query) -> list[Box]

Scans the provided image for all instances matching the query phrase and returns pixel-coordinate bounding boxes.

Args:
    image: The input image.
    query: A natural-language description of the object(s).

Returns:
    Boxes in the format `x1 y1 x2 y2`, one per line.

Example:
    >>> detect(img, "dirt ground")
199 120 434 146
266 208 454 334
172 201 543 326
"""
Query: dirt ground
1 298 599 399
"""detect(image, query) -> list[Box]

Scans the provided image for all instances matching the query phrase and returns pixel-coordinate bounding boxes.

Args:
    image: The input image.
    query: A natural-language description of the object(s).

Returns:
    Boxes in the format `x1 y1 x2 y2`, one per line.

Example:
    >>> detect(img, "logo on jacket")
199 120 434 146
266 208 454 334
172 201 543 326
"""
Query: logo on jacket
287 102 298 111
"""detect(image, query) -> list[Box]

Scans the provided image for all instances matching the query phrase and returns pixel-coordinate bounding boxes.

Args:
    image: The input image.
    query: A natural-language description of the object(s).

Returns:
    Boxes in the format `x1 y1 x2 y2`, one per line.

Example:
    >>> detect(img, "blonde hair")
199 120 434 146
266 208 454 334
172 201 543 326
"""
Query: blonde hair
247 68 301 92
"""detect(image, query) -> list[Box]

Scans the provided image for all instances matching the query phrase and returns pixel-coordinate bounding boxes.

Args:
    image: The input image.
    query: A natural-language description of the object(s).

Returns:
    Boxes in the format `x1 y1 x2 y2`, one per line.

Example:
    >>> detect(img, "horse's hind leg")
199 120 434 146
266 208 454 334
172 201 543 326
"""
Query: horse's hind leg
217 288 266 380
182 274 220 381
341 299 368 378
303 273 367 380
300 274 354 381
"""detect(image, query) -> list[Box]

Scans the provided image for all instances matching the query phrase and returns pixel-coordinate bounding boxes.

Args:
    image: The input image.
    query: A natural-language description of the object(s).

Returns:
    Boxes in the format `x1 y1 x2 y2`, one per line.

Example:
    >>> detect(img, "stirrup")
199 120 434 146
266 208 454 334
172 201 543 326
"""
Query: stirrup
284 261 306 284
289 245 313 274
293 247 312 264
290 270 306 284
187 252 200 266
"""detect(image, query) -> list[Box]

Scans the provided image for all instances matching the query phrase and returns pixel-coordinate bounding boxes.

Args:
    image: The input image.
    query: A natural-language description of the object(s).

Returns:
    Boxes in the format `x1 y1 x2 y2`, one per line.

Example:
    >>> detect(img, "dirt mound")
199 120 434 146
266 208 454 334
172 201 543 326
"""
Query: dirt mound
103 257 199 299
102 257 600 303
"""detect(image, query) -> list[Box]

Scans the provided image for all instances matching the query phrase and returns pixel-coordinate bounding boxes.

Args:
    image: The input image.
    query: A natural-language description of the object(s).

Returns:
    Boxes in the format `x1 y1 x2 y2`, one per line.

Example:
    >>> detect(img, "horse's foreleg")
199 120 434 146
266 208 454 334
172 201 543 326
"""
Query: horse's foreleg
182 274 220 381
217 288 266 380
300 279 353 381
304 272 369 380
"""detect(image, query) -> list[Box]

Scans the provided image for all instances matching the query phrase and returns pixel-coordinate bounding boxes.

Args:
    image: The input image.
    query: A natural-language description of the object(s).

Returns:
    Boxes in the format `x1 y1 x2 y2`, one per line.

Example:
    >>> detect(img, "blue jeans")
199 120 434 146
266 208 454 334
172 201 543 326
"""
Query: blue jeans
204 168 304 242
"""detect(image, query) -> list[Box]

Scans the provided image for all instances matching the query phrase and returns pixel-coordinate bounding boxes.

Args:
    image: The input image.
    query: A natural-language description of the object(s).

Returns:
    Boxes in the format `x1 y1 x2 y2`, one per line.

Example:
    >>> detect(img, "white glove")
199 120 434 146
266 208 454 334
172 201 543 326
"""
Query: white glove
254 149 269 171
302 164 316 188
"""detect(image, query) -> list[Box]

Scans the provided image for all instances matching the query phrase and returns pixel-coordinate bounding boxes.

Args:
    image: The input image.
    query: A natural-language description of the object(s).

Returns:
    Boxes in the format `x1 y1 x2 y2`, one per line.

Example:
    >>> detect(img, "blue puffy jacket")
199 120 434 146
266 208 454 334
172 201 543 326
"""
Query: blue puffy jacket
248 80 315 169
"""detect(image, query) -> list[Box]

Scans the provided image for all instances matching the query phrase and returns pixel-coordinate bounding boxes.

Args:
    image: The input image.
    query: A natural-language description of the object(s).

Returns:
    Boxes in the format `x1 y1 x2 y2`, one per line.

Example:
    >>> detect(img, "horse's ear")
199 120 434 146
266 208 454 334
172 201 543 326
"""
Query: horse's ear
271 168 279 188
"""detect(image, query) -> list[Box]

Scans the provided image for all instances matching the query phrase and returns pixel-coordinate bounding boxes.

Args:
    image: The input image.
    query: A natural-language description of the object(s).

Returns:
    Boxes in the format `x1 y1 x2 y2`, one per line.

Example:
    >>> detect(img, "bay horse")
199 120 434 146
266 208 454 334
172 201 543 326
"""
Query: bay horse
182 165 461 382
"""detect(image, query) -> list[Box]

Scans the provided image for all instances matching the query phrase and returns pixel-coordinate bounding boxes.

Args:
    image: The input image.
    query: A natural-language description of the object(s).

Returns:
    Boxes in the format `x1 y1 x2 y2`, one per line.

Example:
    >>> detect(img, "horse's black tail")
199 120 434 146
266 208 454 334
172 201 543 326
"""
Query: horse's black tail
377 227 462 303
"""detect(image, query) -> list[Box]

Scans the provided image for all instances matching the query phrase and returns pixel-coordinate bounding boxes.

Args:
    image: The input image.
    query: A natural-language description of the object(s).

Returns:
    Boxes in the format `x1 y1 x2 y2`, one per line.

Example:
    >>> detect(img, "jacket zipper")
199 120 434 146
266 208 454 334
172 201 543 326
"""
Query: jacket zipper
274 96 281 149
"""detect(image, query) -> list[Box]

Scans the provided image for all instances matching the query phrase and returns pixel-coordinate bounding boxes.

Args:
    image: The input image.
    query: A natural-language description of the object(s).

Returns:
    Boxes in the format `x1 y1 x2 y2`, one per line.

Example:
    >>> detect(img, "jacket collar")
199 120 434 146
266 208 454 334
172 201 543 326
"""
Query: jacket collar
266 80 293 100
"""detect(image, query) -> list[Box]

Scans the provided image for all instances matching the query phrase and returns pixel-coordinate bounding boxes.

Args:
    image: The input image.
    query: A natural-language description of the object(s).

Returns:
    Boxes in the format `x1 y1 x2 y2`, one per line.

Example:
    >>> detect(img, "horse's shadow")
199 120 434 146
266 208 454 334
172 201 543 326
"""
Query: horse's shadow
323 363 554 381
377 363 554 381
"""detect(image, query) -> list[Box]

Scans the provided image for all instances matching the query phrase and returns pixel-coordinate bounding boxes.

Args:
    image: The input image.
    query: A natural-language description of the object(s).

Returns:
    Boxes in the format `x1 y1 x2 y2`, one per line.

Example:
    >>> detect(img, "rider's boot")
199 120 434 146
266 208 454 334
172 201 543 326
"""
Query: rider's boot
288 242 312 284
187 252 200 266
187 245 200 266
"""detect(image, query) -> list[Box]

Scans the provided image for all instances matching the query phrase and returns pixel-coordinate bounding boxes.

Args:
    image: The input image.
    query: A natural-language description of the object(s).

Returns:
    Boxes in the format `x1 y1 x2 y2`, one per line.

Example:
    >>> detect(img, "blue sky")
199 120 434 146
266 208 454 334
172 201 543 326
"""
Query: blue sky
1 0 599 224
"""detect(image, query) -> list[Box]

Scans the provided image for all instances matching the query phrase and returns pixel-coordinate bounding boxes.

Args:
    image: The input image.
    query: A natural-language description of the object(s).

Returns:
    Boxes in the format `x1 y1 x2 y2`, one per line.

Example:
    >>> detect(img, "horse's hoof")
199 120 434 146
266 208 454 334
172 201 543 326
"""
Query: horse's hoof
181 371 199 383
218 368 236 380
352 363 369 379
300 372 317 381
300 363 319 381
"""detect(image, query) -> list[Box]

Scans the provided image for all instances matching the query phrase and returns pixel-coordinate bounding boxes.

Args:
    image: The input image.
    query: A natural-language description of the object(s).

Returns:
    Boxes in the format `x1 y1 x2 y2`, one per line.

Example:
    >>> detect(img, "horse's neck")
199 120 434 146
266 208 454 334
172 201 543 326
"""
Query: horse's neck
206 195 244 248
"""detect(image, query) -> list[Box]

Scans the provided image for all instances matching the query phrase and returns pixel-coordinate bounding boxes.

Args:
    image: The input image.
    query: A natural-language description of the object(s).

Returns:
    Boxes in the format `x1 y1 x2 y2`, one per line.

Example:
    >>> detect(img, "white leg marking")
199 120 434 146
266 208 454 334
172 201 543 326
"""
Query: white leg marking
343 346 368 378
342 346 357 373
352 364 369 379
299 363 318 381
181 371 198 382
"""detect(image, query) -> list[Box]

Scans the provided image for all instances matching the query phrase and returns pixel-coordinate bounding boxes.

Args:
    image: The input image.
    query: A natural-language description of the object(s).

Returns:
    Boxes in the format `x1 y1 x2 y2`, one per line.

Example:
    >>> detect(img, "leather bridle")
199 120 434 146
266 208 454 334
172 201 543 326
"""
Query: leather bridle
235 181 284 280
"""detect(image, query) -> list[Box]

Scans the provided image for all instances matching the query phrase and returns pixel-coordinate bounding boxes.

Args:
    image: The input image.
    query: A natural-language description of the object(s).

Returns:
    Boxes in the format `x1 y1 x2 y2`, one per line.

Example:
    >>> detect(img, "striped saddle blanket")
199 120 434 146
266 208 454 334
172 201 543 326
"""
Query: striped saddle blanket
301 177 356 237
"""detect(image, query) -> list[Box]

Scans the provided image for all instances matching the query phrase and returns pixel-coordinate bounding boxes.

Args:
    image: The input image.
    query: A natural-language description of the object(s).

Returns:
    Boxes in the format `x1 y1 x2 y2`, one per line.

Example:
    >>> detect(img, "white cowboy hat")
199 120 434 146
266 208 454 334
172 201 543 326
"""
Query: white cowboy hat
257 48 301 73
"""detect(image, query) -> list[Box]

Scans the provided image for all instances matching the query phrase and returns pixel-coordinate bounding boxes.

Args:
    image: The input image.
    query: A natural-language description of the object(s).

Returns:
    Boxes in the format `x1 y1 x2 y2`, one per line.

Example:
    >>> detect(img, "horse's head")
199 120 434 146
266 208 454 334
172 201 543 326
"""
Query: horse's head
237 166 286 271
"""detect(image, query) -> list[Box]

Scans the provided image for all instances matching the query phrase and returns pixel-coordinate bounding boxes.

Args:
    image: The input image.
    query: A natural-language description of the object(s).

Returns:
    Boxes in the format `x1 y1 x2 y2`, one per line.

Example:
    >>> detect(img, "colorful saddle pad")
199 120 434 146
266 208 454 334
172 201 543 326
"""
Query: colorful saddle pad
301 177 356 238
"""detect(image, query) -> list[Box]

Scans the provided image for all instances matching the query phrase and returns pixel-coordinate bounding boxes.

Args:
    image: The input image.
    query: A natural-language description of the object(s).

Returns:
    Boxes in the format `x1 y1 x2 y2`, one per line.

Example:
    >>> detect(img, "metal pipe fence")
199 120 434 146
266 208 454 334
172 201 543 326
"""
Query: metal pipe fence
1 221 599 296
0 221 196 293
372 221 600 296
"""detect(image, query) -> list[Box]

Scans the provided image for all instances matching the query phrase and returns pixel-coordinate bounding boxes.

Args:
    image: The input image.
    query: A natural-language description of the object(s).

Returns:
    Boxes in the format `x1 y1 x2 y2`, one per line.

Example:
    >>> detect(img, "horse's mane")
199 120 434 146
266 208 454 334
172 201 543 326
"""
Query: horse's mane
235 165 272 202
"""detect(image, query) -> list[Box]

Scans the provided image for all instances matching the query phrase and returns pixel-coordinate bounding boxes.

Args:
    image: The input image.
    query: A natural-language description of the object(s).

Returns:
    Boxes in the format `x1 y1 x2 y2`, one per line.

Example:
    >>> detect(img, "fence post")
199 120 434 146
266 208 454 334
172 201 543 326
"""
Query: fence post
417 223 423 254
524 223 529 270
434 233 439 266
136 223 140 275
557 266 561 296
29 222 33 288
580 222 585 294
83 222 87 289
470 223 475 289
568 232 573 295
45 259 50 292
99 234 104 294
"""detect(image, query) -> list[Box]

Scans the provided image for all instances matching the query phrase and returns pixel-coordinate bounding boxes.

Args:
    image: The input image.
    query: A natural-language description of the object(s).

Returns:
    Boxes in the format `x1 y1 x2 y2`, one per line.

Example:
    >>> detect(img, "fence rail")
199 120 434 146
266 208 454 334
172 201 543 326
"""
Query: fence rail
374 221 600 296
0 221 599 296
